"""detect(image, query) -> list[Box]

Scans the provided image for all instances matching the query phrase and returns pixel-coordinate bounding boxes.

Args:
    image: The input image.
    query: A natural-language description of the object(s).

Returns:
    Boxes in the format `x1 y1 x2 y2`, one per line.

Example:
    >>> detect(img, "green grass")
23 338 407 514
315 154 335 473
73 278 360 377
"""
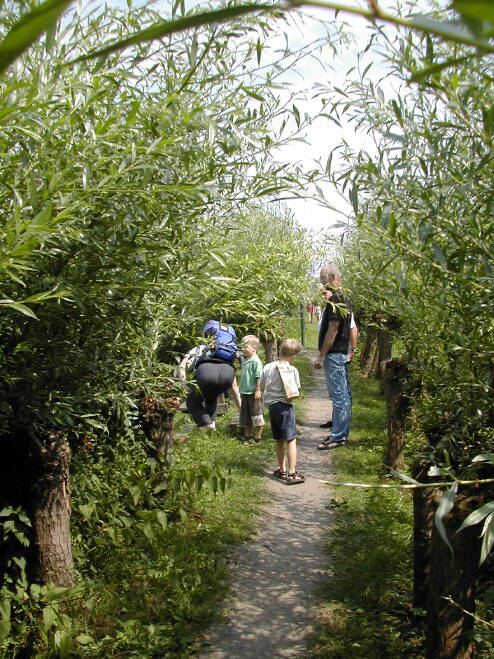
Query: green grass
309 368 423 658
284 311 320 350
70 405 277 657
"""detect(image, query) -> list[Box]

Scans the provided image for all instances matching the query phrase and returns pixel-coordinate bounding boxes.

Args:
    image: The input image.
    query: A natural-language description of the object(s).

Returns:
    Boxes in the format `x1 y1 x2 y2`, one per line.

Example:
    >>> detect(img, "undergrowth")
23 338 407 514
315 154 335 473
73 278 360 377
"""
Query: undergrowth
68 413 274 657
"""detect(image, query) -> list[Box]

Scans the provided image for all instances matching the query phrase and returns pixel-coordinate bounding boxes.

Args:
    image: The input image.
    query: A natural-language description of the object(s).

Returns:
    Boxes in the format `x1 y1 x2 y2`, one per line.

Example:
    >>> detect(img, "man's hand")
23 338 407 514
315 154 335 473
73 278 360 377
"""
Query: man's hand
313 356 323 369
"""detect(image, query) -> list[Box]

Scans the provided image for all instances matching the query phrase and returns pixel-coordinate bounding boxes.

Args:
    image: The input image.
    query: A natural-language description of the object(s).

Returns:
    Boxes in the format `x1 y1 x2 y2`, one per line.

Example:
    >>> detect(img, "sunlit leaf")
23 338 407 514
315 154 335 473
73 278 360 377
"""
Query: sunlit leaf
69 4 272 63
0 0 73 75
434 482 458 554
457 500 494 532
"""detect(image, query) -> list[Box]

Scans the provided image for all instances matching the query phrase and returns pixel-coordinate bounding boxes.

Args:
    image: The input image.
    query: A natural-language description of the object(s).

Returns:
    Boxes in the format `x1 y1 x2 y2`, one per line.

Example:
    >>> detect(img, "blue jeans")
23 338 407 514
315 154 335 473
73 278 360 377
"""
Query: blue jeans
324 353 350 442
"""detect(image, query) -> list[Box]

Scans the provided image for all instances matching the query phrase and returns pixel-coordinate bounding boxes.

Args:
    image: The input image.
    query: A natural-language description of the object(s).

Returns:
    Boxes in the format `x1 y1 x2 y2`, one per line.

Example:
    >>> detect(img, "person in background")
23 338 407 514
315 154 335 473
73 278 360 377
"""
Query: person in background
261 339 304 484
306 302 315 323
314 264 353 449
238 335 264 444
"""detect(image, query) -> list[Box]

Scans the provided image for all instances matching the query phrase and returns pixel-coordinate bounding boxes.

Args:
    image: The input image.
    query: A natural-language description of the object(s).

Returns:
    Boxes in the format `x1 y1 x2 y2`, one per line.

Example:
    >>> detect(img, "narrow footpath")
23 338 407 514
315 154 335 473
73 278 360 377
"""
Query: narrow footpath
199 349 334 658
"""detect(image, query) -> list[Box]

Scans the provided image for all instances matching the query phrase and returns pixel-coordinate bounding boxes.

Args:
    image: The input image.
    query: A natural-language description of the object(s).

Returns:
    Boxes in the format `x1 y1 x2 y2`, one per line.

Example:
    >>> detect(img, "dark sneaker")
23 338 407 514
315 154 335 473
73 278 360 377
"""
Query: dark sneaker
317 440 346 450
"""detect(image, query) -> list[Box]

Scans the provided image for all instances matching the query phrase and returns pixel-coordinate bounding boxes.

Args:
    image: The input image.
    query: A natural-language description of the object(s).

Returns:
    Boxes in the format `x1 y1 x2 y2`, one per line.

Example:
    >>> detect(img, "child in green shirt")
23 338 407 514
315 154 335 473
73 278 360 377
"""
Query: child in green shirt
239 335 264 444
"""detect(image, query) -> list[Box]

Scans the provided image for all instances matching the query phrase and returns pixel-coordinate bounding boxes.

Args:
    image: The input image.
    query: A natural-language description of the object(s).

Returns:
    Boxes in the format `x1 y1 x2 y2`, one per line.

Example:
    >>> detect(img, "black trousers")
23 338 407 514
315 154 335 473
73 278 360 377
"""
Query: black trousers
186 361 235 427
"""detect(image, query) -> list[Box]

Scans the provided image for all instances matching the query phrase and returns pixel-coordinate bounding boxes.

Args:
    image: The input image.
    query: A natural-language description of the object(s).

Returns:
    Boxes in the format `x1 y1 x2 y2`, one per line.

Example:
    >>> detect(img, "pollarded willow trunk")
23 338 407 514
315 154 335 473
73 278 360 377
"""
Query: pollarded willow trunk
31 431 74 587
138 394 176 461
426 491 484 659
412 476 442 609
261 336 278 364
381 359 411 472
360 326 378 377
375 327 393 380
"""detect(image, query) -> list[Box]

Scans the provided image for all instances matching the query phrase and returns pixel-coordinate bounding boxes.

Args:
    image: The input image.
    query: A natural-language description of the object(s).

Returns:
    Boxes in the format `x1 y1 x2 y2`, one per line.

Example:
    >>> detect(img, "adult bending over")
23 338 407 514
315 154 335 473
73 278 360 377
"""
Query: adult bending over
176 325 240 430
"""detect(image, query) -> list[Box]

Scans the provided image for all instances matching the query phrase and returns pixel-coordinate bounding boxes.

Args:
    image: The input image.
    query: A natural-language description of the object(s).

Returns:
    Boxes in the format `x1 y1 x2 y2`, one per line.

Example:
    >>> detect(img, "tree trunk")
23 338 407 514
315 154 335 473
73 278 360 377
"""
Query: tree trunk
216 393 229 416
138 394 175 461
375 327 393 379
261 336 278 364
360 327 378 377
426 491 483 659
31 431 74 587
381 359 411 472
412 479 442 609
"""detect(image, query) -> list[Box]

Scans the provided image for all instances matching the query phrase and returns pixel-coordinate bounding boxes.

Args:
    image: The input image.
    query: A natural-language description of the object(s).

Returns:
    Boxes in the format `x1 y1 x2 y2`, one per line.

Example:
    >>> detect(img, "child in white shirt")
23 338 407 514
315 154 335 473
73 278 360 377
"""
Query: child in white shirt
260 339 304 484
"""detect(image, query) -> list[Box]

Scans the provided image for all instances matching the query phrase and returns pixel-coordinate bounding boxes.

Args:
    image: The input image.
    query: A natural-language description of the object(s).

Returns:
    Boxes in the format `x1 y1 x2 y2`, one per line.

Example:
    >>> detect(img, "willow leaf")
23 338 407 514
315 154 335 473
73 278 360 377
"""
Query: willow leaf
0 0 73 75
69 4 272 64
434 481 458 554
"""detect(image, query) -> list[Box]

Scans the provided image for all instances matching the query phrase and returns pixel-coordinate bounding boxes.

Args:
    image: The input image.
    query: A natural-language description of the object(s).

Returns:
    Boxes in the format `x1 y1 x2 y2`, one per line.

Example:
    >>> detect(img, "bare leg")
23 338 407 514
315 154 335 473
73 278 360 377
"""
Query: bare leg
287 439 297 474
276 440 286 472
244 425 252 438
253 425 263 441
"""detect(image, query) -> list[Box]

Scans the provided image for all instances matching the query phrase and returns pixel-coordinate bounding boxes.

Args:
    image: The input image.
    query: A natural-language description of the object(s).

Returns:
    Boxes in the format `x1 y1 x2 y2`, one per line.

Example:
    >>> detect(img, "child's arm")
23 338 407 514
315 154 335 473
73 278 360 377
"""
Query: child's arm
294 367 301 392
175 351 193 380
254 377 262 399
229 377 241 410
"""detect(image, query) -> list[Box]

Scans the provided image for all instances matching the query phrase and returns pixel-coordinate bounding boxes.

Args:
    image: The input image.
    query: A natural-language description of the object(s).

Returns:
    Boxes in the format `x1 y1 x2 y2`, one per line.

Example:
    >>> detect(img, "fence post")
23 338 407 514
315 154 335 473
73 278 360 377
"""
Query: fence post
300 301 306 347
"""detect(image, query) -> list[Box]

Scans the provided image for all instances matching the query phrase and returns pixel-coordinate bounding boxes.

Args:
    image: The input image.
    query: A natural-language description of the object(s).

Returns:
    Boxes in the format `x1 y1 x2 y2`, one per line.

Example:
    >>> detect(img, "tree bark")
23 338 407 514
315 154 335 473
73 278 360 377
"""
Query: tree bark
381 359 411 472
412 478 442 609
359 326 378 377
375 327 393 379
261 336 278 364
426 491 483 659
31 431 74 587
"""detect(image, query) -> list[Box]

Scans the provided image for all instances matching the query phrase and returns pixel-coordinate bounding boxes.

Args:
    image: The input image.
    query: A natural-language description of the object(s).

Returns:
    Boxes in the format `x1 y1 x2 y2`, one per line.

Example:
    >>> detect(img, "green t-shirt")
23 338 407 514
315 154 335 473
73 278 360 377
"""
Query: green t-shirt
239 354 263 394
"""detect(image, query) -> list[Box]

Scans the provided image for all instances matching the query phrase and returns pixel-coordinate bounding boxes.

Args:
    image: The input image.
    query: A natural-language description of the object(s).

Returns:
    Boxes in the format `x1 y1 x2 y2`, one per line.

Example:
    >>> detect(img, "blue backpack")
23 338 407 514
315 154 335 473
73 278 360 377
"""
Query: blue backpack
203 320 237 363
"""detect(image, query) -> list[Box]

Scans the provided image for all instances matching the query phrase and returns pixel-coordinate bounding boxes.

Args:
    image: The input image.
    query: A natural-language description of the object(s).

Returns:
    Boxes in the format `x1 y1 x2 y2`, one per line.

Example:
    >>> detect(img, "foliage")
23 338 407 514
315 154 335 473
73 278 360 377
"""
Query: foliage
67 414 272 656
0 0 317 434
324 5 494 468
203 203 315 340
4 0 494 82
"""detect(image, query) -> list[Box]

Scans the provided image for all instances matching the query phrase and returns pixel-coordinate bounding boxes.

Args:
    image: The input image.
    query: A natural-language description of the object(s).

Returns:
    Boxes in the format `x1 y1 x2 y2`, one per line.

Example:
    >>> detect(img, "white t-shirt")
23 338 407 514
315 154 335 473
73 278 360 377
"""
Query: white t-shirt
261 360 301 406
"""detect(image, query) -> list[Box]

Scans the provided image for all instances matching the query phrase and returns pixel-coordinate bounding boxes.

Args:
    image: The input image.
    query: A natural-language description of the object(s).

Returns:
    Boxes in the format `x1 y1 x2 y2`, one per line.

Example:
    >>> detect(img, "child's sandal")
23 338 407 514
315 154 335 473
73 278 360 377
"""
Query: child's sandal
285 472 305 485
273 468 287 479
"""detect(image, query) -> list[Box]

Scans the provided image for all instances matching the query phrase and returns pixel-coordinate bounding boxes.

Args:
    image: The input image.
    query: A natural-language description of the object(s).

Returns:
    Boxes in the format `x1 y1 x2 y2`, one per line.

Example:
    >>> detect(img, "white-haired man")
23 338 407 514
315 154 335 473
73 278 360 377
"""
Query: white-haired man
314 264 354 449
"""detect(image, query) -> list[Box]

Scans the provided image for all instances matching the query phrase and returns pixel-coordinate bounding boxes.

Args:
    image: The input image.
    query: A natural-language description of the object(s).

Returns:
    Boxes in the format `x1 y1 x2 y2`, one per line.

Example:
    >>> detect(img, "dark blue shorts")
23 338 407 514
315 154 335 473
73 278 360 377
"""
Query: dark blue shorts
268 401 296 441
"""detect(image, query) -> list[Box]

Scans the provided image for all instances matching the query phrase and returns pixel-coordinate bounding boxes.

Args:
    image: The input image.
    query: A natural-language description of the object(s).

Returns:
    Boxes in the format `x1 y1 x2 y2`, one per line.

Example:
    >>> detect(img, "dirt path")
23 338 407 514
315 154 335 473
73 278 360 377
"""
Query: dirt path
199 349 334 658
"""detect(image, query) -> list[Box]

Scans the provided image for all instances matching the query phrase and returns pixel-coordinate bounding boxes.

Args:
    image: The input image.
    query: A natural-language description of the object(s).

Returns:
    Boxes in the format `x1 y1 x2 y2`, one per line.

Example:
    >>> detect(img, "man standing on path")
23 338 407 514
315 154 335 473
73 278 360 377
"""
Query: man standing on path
314 264 353 449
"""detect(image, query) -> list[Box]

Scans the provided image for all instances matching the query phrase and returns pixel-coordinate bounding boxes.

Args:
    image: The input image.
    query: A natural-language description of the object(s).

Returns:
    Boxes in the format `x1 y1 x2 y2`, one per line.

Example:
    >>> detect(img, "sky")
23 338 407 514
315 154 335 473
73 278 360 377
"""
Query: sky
264 2 423 238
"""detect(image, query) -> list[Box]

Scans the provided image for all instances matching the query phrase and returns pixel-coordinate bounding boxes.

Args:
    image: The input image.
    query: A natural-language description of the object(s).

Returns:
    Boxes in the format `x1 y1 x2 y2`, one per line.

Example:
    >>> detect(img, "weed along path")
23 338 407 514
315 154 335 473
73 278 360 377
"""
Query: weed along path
199 349 334 658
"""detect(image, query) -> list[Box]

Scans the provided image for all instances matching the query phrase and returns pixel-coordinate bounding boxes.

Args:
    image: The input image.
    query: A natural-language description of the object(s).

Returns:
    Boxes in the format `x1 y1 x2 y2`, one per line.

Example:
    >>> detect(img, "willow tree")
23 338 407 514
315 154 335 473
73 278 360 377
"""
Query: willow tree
195 202 315 360
0 0 316 596
317 5 494 654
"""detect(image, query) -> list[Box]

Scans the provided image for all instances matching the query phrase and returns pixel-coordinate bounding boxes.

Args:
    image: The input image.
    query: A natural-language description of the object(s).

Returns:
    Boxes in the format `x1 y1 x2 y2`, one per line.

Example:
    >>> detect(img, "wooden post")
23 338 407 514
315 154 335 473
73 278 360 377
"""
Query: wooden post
300 301 306 347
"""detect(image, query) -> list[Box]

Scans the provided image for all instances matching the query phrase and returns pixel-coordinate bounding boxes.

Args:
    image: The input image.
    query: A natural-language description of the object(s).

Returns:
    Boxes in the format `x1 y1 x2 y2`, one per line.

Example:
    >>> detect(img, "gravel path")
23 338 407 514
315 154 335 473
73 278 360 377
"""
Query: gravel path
199 349 334 658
